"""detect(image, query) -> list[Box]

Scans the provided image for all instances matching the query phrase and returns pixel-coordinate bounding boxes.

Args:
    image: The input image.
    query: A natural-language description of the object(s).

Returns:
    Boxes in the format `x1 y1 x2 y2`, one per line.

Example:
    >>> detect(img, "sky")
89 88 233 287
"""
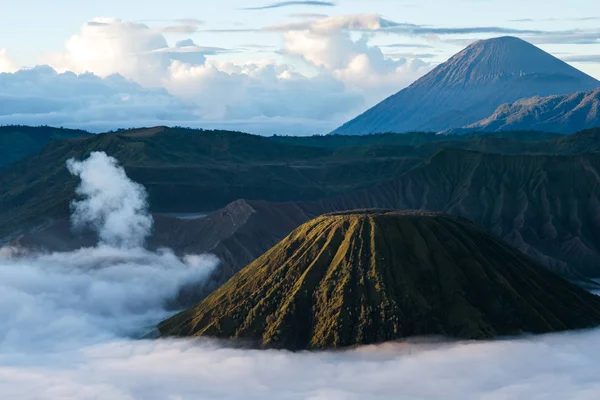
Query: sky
0 0 599 134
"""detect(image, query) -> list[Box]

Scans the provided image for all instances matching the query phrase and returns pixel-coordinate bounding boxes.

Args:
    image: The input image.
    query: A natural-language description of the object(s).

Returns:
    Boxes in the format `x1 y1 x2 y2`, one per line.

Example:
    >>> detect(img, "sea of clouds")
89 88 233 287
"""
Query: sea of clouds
1 152 600 399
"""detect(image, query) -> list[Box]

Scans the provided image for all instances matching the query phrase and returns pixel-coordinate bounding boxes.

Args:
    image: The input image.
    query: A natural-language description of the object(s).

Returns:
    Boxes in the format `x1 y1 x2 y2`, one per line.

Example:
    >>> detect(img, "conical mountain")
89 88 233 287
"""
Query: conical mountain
331 36 600 135
158 210 600 350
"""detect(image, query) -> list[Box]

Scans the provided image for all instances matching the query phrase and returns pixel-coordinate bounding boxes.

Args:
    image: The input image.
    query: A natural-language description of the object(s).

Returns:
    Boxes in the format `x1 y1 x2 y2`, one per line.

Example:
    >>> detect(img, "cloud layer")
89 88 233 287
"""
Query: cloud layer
2 316 600 399
0 154 217 356
0 16 432 135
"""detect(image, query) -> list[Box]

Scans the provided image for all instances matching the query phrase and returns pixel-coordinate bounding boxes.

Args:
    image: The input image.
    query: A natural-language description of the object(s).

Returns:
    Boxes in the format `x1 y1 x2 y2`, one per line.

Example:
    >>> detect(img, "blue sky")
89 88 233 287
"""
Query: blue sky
2 0 599 75
0 0 598 134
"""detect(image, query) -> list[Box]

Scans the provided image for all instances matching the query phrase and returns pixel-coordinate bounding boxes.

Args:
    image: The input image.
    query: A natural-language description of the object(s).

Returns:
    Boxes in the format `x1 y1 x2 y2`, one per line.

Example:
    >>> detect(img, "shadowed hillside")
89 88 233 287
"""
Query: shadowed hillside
1 126 582 240
158 211 600 350
0 125 88 167
452 88 600 134
3 126 599 240
6 128 600 292
0 126 421 238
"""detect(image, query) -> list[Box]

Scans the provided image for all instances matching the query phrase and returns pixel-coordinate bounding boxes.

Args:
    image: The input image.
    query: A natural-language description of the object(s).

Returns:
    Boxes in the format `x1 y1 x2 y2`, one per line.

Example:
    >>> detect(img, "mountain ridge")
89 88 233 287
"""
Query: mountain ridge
6 127 600 303
449 88 600 134
331 36 600 135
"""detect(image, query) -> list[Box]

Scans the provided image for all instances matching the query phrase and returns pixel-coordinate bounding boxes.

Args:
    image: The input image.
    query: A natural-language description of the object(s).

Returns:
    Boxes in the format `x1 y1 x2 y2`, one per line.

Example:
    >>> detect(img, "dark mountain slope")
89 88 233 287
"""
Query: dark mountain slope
7 129 600 290
158 211 600 350
165 144 600 286
332 36 600 135
297 149 600 279
271 130 563 148
0 127 422 239
1 126 581 240
0 125 88 167
453 88 600 134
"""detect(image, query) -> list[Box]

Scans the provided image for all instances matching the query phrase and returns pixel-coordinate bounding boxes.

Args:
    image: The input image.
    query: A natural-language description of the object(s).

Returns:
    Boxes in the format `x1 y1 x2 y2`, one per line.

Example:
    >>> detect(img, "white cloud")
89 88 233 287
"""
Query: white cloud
281 15 432 104
0 66 202 132
0 157 217 354
0 15 432 134
2 314 600 399
0 49 18 73
166 60 362 120
45 18 170 87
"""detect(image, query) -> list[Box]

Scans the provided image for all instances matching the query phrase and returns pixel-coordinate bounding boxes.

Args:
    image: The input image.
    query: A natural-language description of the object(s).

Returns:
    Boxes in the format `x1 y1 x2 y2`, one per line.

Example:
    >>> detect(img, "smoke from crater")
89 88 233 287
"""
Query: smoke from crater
67 151 154 249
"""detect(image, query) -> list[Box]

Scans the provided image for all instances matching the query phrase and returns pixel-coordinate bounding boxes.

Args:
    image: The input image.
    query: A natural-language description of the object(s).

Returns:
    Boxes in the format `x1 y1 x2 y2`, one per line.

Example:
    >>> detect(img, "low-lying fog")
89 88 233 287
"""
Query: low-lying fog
1 152 599 399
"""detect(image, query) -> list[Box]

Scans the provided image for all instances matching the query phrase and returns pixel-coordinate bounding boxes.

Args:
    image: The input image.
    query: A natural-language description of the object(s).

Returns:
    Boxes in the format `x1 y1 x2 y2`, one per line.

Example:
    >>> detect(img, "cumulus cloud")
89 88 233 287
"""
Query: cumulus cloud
67 152 154 249
0 66 202 132
45 18 171 87
44 18 216 86
279 15 431 104
166 60 362 120
2 13 599 135
0 16 437 134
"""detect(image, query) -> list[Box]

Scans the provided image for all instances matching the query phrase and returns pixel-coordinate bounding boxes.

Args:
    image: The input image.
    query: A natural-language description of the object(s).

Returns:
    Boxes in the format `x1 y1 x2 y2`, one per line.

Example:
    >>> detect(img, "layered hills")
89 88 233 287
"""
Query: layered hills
5 127 600 296
452 88 600 134
331 36 600 135
158 211 600 350
0 126 566 240
0 126 419 239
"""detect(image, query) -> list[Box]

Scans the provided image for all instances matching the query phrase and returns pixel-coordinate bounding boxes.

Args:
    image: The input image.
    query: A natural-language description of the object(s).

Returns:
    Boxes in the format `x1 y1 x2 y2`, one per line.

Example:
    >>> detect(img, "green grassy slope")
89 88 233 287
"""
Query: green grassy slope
159 211 600 350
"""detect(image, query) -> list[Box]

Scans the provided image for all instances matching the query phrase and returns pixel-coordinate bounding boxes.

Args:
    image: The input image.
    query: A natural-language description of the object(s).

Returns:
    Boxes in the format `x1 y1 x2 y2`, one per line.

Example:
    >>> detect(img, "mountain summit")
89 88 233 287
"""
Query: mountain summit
158 210 600 350
331 36 600 135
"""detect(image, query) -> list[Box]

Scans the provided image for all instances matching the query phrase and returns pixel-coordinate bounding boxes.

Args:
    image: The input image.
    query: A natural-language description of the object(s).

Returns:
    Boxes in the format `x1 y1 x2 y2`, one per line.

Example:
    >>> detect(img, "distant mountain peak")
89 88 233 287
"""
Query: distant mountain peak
331 36 600 135
415 36 594 89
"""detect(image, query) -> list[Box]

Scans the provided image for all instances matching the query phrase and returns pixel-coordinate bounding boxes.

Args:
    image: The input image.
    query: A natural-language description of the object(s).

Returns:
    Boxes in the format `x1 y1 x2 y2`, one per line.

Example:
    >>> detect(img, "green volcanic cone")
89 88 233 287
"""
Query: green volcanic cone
159 210 600 350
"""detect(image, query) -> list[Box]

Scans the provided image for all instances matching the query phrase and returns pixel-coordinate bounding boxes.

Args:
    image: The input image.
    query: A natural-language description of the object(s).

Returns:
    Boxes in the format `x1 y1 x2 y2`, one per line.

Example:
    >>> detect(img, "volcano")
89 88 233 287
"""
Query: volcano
331 36 600 135
158 210 600 350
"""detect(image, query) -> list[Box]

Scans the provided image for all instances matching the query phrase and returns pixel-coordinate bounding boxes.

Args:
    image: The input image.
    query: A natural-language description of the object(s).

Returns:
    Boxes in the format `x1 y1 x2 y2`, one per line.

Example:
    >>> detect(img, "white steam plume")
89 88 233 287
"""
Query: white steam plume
67 151 153 248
